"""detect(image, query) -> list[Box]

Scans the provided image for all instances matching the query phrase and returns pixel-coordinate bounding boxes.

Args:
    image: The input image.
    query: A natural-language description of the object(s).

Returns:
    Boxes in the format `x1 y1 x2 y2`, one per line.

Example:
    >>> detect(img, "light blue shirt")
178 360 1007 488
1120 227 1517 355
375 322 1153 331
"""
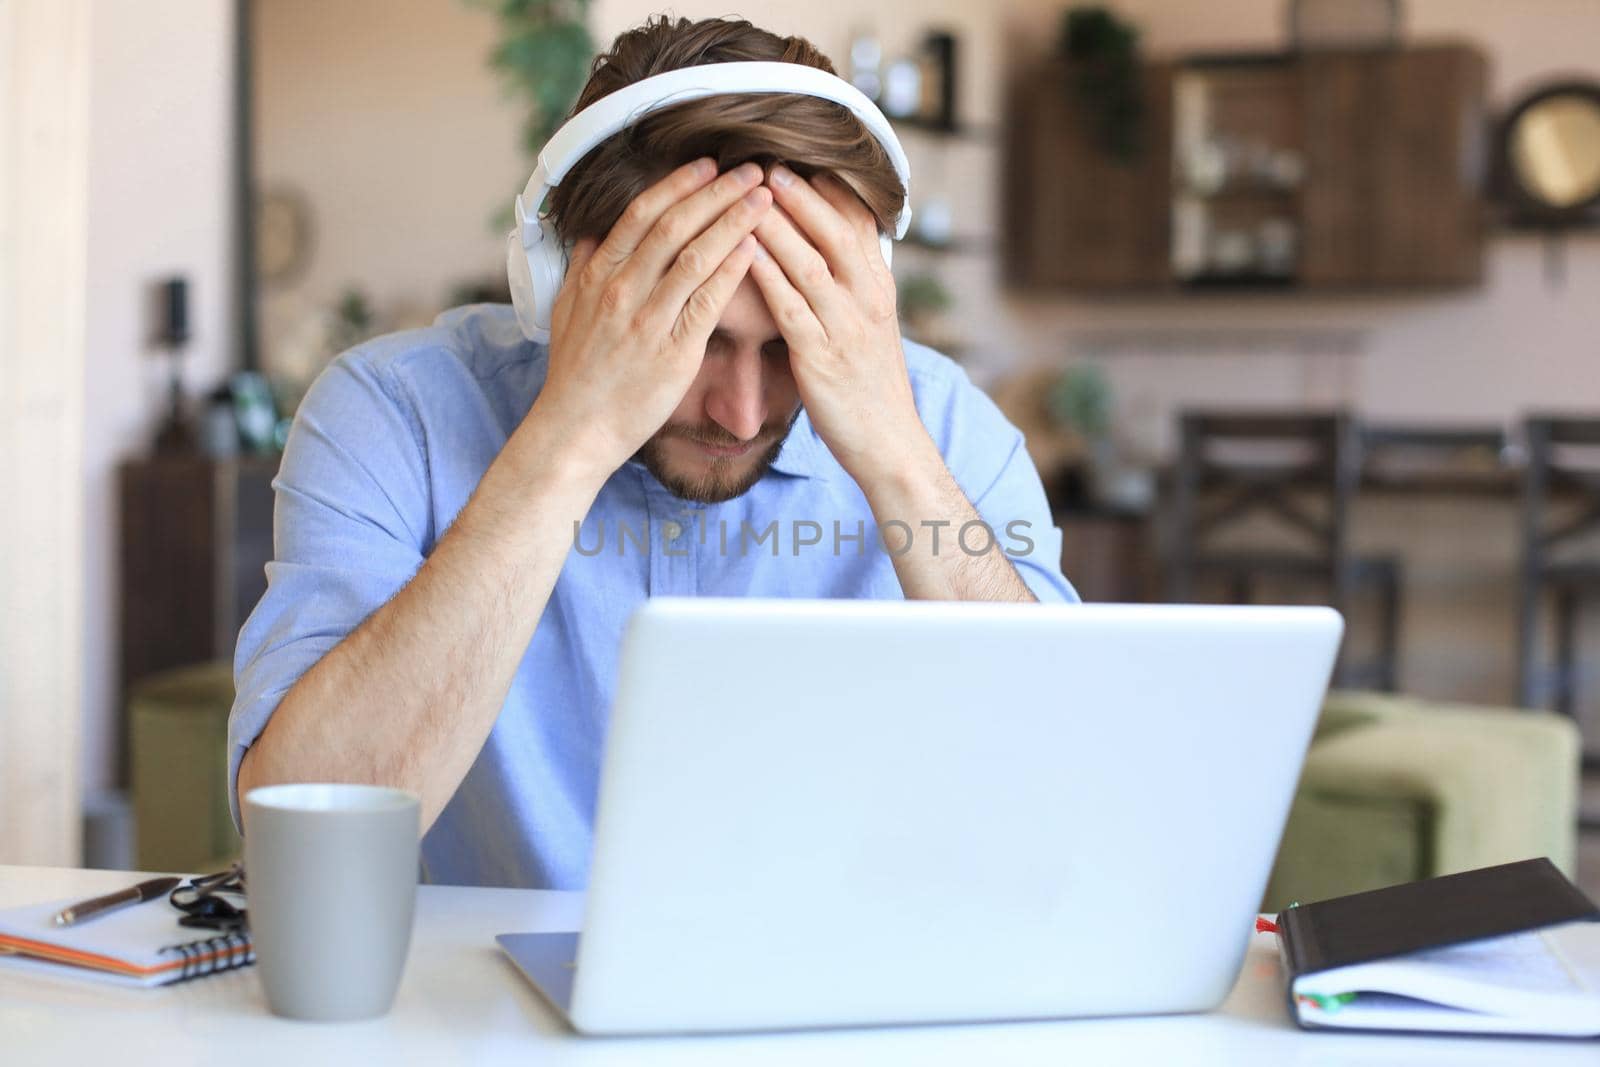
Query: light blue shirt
229 304 1077 889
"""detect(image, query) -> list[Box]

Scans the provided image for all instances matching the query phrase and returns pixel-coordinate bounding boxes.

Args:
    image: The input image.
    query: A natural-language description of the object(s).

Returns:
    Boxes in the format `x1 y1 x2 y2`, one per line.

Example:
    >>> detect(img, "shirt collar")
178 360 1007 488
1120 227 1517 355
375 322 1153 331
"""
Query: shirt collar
764 411 823 479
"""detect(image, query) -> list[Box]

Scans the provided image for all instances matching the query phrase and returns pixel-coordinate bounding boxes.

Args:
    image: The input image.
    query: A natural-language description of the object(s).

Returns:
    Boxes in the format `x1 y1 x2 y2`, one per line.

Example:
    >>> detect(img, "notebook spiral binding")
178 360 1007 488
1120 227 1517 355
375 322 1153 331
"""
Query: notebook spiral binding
157 929 256 982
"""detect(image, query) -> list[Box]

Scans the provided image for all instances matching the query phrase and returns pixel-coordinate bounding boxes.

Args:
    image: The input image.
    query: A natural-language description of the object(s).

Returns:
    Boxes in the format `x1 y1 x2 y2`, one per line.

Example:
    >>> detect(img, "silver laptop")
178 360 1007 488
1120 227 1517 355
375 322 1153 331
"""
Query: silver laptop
499 598 1342 1035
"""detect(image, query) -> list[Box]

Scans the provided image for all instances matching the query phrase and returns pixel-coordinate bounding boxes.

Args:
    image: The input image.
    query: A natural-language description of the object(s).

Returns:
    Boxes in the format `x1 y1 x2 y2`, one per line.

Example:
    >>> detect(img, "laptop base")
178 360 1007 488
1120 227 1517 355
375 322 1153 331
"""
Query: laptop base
498 932 579 1021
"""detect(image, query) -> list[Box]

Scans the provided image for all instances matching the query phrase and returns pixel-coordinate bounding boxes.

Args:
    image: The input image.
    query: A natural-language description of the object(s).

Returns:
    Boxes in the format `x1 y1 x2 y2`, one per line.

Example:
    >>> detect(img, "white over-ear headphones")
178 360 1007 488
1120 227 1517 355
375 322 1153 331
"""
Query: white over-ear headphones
506 60 913 343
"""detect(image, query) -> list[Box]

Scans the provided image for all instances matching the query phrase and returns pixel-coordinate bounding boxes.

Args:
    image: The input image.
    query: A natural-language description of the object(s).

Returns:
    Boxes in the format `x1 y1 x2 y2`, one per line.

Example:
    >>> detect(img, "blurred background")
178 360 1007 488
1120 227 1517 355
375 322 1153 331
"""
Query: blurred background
4 0 1599 906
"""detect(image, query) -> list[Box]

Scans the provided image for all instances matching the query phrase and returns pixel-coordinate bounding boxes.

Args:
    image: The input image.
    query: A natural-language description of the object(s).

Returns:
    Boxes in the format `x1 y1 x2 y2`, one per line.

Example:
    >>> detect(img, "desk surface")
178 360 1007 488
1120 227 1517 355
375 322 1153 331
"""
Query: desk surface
3 865 1592 1065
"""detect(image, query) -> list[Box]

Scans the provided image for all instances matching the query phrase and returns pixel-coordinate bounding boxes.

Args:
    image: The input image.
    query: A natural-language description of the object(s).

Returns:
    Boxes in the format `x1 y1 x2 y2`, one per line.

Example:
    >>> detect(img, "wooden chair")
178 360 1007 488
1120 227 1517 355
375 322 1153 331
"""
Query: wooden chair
1358 423 1509 494
1168 411 1401 690
1516 417 1600 746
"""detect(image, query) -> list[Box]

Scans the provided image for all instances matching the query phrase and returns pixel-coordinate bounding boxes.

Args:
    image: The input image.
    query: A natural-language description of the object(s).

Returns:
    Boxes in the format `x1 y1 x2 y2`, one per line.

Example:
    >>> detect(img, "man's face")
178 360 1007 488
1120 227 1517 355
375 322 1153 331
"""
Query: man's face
633 273 802 503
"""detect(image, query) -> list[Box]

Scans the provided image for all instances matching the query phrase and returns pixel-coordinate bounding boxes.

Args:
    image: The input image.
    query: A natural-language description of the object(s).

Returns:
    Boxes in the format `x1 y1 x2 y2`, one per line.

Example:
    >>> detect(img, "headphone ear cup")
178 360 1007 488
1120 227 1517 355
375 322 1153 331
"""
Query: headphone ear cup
506 228 545 342
506 218 569 343
530 219 569 332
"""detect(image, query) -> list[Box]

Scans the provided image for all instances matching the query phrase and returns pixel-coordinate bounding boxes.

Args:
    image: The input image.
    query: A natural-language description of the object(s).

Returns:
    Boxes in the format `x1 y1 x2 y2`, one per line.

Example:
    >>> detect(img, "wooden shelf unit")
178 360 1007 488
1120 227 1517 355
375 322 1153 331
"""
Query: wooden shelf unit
1005 44 1488 293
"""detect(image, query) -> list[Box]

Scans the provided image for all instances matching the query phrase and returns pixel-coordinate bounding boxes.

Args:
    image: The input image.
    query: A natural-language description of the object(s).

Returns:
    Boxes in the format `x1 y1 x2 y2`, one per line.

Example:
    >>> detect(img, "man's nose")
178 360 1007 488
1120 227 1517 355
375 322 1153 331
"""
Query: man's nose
703 346 769 442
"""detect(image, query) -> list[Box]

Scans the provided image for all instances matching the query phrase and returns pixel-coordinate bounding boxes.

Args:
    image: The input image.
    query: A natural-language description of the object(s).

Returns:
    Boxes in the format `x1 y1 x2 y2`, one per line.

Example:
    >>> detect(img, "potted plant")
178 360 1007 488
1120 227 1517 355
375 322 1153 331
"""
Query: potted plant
471 1 595 158
1046 364 1153 511
896 271 958 354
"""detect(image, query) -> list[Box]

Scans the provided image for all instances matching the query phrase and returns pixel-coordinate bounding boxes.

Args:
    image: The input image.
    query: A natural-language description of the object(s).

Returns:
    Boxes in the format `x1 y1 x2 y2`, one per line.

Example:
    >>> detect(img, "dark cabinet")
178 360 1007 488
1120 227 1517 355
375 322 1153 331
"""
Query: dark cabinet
1005 62 1175 290
1056 511 1156 603
119 456 278 703
1006 44 1488 292
1301 47 1487 287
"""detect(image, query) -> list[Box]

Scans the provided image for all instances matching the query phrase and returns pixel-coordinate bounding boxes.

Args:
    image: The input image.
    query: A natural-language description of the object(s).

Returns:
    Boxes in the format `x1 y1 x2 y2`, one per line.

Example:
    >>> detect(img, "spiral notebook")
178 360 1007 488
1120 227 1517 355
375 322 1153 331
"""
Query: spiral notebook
0 893 253 987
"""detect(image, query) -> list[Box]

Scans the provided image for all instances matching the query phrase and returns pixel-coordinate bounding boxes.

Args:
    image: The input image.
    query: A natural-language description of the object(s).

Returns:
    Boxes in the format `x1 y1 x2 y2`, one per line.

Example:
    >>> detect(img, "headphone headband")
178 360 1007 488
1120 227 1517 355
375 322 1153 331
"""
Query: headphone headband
506 59 912 342
516 60 912 242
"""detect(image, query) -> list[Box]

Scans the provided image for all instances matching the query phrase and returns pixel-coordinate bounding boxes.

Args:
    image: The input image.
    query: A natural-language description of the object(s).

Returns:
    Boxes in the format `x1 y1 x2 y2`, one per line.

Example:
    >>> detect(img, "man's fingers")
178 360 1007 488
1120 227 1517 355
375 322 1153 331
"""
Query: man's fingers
589 157 718 272
752 208 852 324
673 235 761 344
810 175 898 320
643 185 771 327
765 164 873 286
561 237 599 300
619 162 766 290
566 235 599 277
747 239 829 350
551 236 599 333
812 174 888 276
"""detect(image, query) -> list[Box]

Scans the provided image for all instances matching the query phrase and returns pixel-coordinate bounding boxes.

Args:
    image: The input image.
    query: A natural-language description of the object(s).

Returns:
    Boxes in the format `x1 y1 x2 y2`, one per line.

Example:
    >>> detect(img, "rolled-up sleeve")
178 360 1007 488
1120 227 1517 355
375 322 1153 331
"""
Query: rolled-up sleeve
969 432 1078 603
228 351 433 830
909 346 1079 604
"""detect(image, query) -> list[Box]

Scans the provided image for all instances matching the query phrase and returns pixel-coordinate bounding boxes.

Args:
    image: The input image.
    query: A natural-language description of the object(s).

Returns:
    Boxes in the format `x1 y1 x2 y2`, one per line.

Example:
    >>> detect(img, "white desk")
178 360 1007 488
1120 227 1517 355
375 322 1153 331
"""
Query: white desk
2 865 1591 1065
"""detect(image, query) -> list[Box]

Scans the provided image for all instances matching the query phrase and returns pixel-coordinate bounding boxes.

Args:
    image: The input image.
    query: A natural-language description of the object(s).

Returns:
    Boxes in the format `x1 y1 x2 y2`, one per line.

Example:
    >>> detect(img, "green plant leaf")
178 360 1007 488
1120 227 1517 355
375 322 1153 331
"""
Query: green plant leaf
897 272 954 317
467 0 594 156
1047 365 1113 439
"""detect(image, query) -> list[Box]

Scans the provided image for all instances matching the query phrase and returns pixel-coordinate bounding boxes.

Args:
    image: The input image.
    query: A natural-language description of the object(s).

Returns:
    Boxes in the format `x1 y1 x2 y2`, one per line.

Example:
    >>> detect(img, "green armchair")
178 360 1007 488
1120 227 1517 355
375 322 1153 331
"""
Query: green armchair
129 661 242 874
1264 690 1581 910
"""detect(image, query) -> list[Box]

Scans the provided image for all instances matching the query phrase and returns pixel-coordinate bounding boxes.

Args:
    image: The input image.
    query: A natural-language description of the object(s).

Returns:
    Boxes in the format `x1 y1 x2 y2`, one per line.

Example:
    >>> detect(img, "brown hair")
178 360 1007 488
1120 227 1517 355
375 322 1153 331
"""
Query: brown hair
544 16 904 242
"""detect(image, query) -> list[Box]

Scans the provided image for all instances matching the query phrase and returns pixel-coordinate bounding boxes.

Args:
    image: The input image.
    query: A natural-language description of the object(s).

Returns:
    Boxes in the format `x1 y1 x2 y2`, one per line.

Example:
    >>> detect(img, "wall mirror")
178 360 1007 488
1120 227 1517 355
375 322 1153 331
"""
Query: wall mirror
1500 81 1600 220
1497 80 1600 286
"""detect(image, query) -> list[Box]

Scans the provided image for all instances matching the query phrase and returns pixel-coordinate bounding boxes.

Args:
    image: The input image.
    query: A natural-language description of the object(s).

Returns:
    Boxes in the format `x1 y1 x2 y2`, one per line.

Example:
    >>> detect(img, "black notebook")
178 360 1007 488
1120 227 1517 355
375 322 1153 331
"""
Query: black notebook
1273 858 1600 1037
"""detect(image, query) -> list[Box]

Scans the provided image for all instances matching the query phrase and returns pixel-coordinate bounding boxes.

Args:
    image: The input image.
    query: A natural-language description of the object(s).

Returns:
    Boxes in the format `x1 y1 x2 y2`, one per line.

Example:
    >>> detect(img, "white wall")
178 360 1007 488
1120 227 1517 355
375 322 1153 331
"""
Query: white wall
80 0 236 794
253 0 528 376
1 0 91 865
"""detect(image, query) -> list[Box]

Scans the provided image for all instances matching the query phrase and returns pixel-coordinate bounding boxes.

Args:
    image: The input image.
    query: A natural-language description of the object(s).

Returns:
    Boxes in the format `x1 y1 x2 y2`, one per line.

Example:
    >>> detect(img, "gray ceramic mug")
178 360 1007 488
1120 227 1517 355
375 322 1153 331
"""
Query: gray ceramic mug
243 783 420 1021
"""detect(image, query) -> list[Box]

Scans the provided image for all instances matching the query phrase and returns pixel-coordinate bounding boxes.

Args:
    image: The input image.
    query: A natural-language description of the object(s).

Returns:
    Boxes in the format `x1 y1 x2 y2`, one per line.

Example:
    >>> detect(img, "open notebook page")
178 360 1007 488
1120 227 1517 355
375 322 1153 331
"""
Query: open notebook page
1294 920 1600 1033
0 894 251 988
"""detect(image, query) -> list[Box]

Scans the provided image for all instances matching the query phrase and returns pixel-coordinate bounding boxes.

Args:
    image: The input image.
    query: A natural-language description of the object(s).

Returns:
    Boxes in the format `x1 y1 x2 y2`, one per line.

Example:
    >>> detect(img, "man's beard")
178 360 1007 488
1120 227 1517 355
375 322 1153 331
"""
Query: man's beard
634 411 800 505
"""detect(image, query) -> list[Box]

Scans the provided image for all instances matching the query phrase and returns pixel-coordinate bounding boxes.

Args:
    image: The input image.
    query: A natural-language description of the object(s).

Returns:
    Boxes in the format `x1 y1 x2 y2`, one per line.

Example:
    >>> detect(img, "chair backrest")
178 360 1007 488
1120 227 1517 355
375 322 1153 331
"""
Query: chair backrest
1521 415 1600 573
1169 410 1358 601
1358 423 1509 493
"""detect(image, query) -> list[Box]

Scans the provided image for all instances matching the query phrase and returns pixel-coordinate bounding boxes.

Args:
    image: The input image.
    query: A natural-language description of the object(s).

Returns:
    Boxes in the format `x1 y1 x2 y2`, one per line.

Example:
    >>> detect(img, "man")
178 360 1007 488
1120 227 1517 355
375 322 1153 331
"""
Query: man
230 16 1076 889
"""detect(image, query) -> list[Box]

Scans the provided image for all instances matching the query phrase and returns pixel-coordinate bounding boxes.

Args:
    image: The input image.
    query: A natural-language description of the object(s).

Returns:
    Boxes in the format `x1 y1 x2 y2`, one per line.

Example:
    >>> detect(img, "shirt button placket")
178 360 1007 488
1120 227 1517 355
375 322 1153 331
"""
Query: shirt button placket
645 488 696 596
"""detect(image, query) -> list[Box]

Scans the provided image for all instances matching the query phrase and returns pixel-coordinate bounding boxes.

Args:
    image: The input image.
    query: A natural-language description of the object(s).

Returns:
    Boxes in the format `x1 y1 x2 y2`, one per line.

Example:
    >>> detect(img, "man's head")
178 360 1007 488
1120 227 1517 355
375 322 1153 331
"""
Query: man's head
545 17 905 504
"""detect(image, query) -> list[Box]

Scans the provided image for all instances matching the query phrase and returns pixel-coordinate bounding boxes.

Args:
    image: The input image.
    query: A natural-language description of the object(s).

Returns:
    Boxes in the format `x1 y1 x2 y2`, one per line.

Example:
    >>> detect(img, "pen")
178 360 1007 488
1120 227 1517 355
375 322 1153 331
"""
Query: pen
52 876 182 926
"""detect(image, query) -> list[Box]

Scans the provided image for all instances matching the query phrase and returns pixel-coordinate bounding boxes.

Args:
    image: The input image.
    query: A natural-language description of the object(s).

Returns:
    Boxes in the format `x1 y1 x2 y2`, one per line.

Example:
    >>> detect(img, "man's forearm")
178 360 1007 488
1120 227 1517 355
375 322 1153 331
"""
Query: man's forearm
855 432 1037 603
237 405 606 833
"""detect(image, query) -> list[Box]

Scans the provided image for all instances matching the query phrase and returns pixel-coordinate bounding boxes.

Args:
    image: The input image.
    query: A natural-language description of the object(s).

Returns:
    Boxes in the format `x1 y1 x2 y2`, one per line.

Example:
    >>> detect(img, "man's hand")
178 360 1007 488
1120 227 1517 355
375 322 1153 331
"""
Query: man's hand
532 158 772 484
746 164 933 486
748 164 1035 603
